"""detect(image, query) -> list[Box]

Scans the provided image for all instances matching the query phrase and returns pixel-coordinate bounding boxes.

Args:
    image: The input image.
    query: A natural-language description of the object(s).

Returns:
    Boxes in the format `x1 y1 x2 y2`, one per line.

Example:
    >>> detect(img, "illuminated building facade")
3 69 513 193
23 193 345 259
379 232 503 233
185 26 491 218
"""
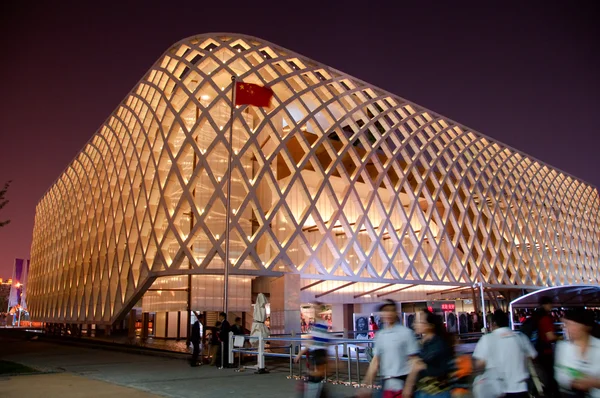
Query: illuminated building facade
27 34 599 332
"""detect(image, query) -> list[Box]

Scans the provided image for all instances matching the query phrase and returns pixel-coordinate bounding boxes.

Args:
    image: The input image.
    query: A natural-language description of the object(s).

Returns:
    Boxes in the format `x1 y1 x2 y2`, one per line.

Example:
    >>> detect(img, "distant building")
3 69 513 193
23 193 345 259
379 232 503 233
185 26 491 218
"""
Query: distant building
8 258 29 311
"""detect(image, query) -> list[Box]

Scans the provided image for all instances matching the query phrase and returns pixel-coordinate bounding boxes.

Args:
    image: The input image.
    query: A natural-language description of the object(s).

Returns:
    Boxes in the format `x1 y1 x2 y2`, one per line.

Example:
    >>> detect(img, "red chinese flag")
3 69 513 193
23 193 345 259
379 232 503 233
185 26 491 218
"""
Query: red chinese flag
235 82 274 107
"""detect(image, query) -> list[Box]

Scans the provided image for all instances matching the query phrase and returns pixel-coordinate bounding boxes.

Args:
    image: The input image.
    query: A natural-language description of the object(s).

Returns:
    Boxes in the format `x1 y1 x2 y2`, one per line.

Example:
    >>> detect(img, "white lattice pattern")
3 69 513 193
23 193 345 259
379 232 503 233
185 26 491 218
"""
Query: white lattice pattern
27 33 600 324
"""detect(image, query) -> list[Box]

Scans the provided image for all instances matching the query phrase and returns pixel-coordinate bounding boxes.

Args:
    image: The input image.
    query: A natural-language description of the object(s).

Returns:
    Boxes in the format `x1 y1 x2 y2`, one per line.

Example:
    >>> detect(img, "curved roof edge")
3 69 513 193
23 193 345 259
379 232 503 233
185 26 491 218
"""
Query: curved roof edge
509 284 600 308
37 32 600 205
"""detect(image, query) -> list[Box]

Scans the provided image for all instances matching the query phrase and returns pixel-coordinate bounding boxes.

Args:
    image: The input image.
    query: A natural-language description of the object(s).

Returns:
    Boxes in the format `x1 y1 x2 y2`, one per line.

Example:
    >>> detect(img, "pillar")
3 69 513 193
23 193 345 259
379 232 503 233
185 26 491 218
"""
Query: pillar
269 274 301 335
342 304 354 332
331 304 344 332
128 309 137 339
141 313 149 340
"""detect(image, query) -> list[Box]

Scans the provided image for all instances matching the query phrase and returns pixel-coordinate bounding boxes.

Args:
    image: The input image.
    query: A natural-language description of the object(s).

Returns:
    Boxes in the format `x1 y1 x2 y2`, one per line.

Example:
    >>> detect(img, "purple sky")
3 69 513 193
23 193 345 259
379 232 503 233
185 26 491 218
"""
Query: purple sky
0 2 598 279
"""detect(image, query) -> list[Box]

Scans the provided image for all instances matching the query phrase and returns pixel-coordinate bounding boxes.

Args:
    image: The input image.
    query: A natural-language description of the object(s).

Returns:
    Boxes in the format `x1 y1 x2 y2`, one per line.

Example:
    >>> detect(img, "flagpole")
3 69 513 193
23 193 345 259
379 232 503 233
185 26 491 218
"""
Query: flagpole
223 75 236 316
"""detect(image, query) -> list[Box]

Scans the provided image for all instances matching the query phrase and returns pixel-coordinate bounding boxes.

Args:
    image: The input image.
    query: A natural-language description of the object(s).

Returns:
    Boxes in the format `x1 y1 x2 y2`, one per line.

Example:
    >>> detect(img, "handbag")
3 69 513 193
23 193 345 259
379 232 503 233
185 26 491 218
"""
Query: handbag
472 371 504 398
472 333 505 398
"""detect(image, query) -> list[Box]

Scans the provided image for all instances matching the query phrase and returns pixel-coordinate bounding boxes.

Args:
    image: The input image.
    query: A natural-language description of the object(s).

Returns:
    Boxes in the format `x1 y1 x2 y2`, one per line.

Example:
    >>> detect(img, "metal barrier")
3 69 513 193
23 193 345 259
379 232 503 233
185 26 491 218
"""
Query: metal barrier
227 331 481 389
228 333 375 387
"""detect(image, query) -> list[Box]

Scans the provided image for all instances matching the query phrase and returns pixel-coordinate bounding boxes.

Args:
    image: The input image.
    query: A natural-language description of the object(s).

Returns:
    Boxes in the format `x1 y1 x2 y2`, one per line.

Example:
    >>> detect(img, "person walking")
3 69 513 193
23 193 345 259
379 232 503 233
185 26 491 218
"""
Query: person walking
403 309 454 398
472 309 537 398
554 308 600 397
294 302 333 397
536 296 560 397
190 312 202 367
361 299 420 398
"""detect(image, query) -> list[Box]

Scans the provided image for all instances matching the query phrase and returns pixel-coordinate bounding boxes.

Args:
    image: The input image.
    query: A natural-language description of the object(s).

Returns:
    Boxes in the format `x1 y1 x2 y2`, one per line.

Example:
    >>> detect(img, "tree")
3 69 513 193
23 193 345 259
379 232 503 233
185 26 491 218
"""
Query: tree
0 180 11 228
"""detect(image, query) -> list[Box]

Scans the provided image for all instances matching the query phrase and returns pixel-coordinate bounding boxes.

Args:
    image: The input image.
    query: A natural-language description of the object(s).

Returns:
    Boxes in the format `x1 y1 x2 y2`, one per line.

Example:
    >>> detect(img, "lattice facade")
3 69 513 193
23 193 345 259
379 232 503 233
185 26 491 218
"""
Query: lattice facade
27 33 600 324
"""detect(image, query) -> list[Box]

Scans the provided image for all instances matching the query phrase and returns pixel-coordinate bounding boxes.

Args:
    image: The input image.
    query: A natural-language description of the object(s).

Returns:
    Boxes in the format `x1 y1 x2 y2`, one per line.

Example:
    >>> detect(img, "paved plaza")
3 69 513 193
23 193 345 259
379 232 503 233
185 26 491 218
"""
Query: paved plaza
0 334 360 398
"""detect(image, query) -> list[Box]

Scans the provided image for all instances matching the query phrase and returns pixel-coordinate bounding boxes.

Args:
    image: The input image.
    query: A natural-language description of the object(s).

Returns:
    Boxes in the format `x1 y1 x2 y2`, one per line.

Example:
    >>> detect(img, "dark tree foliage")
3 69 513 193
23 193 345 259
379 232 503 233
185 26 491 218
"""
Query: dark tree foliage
0 180 11 228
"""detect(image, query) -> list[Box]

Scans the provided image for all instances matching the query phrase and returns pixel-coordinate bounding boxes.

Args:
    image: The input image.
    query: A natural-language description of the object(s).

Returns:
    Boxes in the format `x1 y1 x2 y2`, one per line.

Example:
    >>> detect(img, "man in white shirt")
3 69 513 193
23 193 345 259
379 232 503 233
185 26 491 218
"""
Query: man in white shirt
473 309 537 398
362 299 420 398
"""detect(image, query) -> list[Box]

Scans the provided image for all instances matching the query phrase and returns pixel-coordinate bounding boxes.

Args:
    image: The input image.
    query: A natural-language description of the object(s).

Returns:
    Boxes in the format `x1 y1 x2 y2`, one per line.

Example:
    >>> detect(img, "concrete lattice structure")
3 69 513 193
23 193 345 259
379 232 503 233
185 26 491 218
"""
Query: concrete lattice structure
27 33 600 325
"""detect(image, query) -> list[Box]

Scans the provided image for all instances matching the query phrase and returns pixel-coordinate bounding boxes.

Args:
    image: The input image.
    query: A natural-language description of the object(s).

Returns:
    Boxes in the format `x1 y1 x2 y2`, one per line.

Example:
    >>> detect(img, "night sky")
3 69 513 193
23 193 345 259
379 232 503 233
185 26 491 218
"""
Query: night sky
1 1 598 279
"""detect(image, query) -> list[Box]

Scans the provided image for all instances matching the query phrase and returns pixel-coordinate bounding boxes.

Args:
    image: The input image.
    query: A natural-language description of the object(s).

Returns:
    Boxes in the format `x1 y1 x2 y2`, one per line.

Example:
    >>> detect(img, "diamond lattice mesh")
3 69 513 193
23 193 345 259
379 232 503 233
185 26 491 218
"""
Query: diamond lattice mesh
27 34 600 324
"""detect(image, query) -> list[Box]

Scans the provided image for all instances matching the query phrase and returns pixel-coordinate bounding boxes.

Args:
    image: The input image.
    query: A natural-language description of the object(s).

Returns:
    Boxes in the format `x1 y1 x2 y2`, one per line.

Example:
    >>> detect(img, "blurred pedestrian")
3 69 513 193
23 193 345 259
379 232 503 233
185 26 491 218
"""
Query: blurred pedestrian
537 296 560 397
555 308 600 397
295 302 332 397
472 309 537 398
449 334 472 398
361 299 419 398
404 309 454 398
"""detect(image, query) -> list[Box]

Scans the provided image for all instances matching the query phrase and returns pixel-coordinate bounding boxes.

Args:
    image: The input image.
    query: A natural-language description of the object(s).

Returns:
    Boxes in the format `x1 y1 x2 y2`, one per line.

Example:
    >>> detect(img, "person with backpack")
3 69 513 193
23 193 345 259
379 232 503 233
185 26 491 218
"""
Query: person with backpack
472 309 537 398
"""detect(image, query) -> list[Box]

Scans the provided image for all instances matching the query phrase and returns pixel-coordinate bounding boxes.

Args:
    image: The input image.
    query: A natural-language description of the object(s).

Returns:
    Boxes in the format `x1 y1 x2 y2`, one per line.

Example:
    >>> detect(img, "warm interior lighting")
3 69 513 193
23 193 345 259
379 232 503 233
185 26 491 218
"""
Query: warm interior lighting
28 33 598 326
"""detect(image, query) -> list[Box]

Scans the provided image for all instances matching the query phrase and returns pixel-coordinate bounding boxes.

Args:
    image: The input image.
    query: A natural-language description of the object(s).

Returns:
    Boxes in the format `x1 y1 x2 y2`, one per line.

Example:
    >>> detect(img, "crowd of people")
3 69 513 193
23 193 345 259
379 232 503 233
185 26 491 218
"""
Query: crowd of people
189 312 246 368
296 298 600 398
183 298 600 397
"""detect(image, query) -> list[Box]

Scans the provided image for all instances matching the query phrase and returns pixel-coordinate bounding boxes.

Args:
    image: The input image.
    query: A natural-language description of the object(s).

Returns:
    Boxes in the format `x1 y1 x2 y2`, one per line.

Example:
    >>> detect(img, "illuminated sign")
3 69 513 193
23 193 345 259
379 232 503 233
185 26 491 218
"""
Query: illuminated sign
427 301 456 312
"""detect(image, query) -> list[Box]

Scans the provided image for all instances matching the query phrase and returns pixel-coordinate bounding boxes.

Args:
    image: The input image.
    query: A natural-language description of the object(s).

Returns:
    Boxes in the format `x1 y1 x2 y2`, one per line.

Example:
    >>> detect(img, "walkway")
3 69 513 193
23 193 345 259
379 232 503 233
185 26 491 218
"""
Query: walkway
0 335 357 398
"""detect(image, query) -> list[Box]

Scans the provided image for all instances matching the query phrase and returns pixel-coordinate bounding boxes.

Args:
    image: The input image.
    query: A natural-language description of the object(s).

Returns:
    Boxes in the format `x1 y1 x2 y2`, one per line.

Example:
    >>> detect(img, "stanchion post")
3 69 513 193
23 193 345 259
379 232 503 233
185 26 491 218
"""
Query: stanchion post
347 345 352 385
258 334 265 371
291 330 297 357
342 328 348 357
298 342 303 376
335 344 340 384
219 341 224 369
228 331 234 365
324 351 327 381
355 347 361 386
479 281 487 332
289 343 293 379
